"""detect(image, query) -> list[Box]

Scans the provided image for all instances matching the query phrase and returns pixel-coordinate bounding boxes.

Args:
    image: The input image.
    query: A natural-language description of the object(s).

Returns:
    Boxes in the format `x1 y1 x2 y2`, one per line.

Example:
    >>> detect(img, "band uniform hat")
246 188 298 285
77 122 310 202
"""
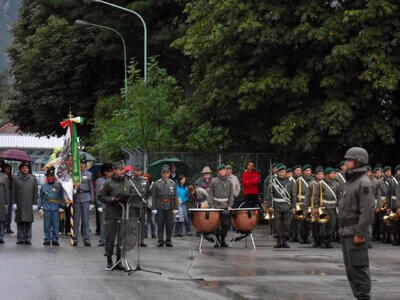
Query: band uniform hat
324 167 335 175
302 164 312 171
383 166 391 172
277 164 286 171
135 164 143 171
112 160 125 170
395 165 400 171
225 165 232 169
161 164 170 173
217 164 226 171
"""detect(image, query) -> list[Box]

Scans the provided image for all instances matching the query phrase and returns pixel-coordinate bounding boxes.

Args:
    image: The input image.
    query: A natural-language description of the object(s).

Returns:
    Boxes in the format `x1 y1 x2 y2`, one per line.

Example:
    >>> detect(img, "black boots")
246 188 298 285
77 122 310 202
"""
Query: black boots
274 239 282 248
281 237 290 248
106 256 113 270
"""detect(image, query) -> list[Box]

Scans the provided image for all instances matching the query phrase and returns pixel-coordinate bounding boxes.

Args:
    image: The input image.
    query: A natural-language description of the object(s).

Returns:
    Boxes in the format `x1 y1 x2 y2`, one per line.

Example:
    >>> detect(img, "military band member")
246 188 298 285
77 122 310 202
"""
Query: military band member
292 164 313 244
319 167 339 248
305 167 324 248
152 165 177 247
265 164 295 248
371 167 385 241
38 167 64 246
209 165 234 247
98 161 135 270
129 165 150 247
382 166 393 244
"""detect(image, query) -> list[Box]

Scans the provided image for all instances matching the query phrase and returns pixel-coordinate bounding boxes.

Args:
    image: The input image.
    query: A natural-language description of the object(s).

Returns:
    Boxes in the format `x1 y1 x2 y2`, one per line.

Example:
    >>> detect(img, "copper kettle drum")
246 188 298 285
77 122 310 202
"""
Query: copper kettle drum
189 208 223 233
230 208 260 232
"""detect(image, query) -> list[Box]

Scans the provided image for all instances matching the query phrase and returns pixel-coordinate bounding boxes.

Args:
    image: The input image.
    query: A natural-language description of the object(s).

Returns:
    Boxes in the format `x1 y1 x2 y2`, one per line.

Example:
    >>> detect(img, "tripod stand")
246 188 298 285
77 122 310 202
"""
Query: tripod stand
128 177 162 276
107 198 134 272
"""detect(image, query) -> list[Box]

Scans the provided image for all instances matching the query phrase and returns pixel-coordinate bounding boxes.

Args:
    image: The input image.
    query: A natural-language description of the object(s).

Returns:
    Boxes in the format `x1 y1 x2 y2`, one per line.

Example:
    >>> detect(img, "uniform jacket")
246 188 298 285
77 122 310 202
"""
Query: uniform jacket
304 179 322 209
319 179 339 209
98 175 135 221
96 177 107 209
265 177 295 212
227 174 241 198
129 176 150 208
241 170 260 195
338 167 373 239
13 173 38 223
74 170 94 203
152 178 177 210
191 187 210 207
292 176 312 205
0 173 10 222
39 181 64 211
209 176 234 209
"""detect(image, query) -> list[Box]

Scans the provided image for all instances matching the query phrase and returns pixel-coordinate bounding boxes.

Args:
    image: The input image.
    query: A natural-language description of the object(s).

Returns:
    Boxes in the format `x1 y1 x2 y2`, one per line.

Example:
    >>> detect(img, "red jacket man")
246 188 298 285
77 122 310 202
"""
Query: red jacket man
241 162 260 207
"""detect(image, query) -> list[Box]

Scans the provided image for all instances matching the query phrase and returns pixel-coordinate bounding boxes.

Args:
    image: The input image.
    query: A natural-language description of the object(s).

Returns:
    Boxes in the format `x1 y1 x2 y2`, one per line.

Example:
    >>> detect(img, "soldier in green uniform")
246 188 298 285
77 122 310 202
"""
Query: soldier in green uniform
382 166 393 244
98 161 135 270
288 165 302 242
305 167 324 248
152 165 177 247
129 164 150 247
292 164 313 244
209 165 234 247
371 166 385 241
319 167 340 248
339 147 372 300
265 164 295 248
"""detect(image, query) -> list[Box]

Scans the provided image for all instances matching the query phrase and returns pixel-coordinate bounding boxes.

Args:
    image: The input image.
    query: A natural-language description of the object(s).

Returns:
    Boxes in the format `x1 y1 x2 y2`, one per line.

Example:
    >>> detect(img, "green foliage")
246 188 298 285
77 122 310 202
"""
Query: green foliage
89 58 184 160
175 0 400 162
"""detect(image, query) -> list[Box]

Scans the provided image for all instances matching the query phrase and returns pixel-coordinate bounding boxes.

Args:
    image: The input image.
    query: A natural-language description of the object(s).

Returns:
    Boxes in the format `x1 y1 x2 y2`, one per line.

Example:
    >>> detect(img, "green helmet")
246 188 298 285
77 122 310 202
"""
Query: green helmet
344 147 369 165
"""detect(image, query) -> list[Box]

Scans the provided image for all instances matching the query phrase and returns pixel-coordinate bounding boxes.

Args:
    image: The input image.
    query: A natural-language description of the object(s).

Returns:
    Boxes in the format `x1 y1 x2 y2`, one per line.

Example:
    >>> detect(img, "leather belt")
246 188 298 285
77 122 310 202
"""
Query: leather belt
45 199 60 203
323 200 337 204
273 198 286 203
214 197 228 202
158 198 173 203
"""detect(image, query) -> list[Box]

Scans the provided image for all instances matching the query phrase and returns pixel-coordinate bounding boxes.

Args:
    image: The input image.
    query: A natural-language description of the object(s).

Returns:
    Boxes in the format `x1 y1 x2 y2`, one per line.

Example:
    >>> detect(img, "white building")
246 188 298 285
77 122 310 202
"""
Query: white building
0 122 64 173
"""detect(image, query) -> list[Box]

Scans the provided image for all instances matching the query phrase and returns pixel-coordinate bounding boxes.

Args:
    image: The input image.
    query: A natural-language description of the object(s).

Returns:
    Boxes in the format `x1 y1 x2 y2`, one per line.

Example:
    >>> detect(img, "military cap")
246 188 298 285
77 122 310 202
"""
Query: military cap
383 166 391 172
372 166 381 173
112 160 125 170
293 165 302 171
374 163 382 170
324 167 335 175
217 164 226 171
272 162 278 168
395 165 400 171
277 164 286 171
286 168 293 172
135 164 143 171
339 160 346 167
365 165 372 171
161 164 170 173
315 166 324 173
225 165 232 169
46 167 56 177
302 164 312 171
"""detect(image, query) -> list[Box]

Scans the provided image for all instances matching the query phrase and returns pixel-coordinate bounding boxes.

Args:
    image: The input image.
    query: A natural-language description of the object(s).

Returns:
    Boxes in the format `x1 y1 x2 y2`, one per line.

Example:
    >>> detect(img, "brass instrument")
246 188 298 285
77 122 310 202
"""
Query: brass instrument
294 177 305 220
294 202 305 220
389 211 399 222
383 214 391 227
262 203 274 221
317 181 330 224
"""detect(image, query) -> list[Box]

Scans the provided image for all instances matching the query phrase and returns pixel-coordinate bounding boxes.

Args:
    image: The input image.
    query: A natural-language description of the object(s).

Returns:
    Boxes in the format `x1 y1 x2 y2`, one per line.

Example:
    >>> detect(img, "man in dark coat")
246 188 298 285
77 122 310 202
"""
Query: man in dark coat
339 147 373 300
13 162 38 245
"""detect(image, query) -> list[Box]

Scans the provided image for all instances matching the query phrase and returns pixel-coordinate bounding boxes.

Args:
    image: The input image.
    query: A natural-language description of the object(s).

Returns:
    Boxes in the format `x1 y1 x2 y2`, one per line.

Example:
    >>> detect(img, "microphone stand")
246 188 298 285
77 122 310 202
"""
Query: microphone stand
127 176 162 276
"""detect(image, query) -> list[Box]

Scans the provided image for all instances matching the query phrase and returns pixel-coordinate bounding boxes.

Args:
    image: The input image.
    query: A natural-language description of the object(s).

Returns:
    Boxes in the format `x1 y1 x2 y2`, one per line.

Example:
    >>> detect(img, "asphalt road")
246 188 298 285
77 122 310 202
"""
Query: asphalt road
1 213 399 300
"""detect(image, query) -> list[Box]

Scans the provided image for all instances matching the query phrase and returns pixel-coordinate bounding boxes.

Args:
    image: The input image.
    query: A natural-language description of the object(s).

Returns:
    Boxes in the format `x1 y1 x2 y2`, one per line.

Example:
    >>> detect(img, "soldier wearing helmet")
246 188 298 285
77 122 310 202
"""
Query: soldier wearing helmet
339 147 373 300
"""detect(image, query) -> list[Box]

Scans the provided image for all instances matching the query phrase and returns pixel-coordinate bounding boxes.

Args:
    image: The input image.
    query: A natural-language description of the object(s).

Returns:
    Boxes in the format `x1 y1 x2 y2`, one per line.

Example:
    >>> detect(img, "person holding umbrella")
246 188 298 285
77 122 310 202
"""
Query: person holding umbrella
12 162 38 245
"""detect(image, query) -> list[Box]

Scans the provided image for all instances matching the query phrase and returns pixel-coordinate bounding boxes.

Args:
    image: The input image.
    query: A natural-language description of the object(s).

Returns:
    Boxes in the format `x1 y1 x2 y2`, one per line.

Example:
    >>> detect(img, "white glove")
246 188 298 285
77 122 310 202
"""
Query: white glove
97 207 103 213
59 208 64 212
89 204 95 211
39 208 44 214
13 204 17 210
32 205 38 211
152 209 157 215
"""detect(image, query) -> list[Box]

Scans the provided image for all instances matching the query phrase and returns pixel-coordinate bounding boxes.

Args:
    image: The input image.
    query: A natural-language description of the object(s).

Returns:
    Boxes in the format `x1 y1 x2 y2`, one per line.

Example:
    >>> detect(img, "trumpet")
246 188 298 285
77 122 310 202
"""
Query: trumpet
262 203 274 221
317 207 330 224
294 202 305 221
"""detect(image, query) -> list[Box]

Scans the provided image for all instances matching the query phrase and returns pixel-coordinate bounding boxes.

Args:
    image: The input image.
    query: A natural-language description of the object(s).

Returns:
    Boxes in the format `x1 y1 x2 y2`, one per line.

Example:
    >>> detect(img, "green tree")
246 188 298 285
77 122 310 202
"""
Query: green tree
89 58 184 160
175 0 400 163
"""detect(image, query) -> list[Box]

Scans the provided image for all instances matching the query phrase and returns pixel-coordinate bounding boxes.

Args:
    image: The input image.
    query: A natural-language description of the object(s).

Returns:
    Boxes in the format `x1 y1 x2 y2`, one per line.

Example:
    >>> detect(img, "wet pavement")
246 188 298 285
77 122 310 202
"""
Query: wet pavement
1 213 400 300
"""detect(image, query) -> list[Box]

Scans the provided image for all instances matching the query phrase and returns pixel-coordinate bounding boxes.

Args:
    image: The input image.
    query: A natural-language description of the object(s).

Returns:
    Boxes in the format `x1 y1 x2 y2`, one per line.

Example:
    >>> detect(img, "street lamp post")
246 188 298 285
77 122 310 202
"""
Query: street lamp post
75 20 128 101
85 0 148 83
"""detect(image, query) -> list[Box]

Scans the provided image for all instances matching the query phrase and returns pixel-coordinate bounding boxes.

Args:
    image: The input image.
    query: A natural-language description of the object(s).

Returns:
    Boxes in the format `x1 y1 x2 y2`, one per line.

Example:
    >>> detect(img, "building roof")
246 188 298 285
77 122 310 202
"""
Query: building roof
0 122 20 134
0 134 64 150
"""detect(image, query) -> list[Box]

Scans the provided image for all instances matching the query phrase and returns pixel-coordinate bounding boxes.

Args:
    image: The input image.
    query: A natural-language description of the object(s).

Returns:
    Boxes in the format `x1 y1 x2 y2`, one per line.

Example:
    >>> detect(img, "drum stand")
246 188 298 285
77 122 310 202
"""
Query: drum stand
230 231 256 249
198 233 220 252
127 177 161 276
107 200 134 272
